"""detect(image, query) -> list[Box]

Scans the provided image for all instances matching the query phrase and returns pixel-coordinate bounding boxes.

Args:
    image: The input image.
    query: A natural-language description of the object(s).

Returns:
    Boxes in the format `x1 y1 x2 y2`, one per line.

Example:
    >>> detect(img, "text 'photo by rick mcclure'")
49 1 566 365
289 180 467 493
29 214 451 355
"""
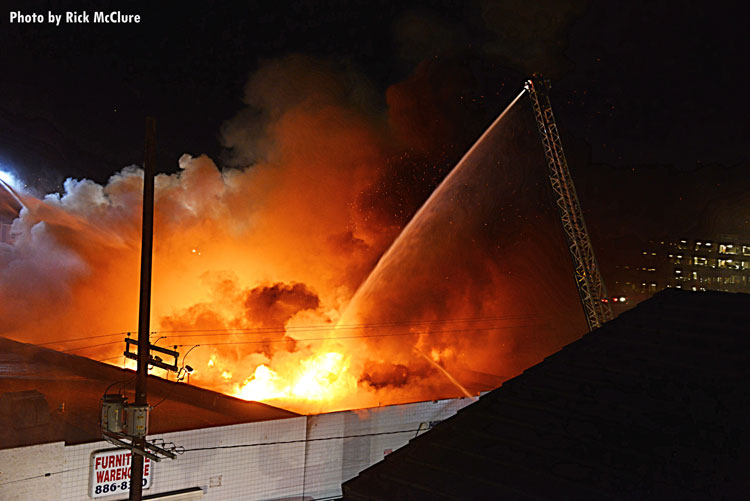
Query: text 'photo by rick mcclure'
8 10 141 25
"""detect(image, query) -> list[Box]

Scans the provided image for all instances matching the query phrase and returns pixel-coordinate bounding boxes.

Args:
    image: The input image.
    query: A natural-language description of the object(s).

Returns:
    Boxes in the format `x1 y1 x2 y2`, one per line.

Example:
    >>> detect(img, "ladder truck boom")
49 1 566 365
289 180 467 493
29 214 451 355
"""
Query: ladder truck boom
525 78 613 331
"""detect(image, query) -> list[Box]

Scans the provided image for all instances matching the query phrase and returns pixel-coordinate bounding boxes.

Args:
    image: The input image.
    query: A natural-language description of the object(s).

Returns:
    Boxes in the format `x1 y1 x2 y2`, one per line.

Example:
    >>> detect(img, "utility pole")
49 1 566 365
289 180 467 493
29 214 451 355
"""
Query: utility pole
130 117 156 501
98 118 178 499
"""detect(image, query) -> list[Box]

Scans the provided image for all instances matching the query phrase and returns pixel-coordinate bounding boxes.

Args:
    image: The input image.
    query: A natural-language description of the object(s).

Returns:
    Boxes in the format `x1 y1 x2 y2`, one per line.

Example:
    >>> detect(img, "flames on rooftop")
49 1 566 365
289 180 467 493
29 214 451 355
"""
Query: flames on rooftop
0 66 586 414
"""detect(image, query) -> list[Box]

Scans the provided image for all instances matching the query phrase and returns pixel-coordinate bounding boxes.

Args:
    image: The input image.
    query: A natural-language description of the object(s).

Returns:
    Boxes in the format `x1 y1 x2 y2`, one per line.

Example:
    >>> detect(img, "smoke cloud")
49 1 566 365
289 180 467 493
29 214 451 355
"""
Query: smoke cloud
1 54 587 413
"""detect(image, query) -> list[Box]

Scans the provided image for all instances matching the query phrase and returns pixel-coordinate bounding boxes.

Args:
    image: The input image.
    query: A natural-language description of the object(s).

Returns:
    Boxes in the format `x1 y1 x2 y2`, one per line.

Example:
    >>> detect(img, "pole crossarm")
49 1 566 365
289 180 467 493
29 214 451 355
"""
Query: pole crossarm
525 78 613 331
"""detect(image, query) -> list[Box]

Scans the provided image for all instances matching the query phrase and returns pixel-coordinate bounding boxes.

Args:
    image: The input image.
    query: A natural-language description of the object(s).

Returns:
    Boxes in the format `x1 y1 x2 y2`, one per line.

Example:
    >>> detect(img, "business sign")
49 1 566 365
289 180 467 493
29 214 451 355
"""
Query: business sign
90 449 152 498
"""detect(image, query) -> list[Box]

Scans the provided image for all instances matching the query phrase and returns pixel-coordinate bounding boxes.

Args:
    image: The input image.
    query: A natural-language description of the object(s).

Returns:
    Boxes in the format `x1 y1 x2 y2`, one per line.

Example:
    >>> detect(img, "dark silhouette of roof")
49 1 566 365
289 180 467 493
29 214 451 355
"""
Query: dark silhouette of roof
342 289 750 500
0 336 299 449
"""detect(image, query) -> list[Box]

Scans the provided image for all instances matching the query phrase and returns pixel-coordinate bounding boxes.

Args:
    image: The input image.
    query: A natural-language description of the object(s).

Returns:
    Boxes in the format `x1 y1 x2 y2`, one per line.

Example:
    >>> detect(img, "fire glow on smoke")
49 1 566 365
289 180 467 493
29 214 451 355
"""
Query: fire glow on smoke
0 57 587 413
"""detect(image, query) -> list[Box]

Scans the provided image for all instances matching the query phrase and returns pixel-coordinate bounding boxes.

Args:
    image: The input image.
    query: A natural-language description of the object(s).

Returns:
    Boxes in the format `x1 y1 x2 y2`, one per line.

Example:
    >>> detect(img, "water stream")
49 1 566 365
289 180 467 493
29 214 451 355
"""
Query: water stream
339 88 528 326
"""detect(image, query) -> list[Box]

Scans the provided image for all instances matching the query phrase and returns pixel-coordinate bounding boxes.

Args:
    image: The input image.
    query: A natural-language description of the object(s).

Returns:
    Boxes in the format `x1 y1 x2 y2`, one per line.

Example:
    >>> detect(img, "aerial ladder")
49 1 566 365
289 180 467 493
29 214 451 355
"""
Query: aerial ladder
525 78 613 331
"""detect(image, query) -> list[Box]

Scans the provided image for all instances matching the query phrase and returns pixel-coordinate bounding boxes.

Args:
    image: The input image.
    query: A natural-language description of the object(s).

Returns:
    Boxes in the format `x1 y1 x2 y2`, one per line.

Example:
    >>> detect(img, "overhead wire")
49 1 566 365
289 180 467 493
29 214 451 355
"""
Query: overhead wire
0 467 89 487
153 313 541 335
170 323 544 349
0 427 425 487
33 312 549 349
181 428 422 452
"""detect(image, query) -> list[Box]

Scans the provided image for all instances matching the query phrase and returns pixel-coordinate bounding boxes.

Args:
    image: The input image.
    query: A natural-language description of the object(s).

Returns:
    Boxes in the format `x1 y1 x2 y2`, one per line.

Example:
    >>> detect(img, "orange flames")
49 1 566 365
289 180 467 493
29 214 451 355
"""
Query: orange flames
234 351 356 409
0 56 588 414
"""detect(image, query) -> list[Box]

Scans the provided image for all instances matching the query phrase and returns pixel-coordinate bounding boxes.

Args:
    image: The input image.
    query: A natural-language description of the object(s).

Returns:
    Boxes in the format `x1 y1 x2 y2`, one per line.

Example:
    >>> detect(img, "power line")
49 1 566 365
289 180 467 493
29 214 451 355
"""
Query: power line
154 313 540 335
61 340 123 353
5 322 513 375
45 318 546 356
0 428 424 487
0 466 89 487
183 428 422 452
36 331 129 346
171 323 543 349
30 312 559 350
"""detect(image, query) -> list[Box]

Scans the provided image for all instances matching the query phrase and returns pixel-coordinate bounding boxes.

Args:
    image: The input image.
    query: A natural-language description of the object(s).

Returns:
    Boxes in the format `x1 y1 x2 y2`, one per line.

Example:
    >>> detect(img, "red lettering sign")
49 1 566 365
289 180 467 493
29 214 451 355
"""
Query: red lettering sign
90 450 152 498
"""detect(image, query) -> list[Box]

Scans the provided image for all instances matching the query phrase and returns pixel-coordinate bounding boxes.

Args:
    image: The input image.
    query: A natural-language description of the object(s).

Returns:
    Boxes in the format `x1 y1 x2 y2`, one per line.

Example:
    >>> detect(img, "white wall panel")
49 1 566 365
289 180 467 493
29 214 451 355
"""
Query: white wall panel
2 397 472 500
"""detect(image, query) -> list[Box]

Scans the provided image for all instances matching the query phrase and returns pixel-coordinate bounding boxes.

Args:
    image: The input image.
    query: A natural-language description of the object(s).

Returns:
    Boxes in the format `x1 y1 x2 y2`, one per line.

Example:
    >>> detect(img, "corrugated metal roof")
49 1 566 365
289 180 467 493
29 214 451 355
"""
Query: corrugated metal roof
342 289 750 499
0 337 300 449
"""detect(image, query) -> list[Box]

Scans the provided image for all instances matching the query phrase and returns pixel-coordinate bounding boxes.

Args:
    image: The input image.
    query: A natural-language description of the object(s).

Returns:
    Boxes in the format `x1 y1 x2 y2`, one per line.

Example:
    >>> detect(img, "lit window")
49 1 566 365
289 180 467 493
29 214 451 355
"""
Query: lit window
743 245 750 256
693 256 707 266
719 243 737 255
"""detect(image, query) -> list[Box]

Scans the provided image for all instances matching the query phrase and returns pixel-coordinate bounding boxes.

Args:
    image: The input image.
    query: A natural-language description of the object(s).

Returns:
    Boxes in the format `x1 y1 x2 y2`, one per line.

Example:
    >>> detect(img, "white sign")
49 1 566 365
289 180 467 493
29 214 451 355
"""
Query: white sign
90 449 152 498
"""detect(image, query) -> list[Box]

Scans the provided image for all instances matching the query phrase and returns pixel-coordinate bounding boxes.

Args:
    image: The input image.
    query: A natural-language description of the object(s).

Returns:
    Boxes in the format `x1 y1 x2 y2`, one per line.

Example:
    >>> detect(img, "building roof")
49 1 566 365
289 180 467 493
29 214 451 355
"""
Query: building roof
342 289 750 499
0 336 299 449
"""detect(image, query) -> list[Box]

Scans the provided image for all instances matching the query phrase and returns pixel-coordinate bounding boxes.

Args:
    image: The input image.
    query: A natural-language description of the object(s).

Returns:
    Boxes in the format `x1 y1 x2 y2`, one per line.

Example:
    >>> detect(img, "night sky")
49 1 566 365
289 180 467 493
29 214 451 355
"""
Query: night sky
1 0 748 247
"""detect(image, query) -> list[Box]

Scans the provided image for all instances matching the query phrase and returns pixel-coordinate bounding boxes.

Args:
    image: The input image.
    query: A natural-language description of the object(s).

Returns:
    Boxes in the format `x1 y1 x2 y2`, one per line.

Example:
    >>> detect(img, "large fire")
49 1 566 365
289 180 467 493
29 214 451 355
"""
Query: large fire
0 56 587 414
235 352 356 407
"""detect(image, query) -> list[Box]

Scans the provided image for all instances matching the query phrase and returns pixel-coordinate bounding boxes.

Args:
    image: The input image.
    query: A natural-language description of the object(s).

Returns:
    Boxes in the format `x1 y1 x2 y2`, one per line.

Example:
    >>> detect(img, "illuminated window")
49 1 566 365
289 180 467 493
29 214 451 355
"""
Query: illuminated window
719 243 737 255
693 256 707 266
743 245 750 256
742 261 750 270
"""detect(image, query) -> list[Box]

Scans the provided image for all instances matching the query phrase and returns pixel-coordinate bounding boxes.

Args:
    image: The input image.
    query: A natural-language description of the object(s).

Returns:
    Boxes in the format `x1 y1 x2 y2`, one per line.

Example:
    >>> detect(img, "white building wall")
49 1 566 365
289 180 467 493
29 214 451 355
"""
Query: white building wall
0 441 65 500
1 397 473 500
61 416 308 500
302 397 473 500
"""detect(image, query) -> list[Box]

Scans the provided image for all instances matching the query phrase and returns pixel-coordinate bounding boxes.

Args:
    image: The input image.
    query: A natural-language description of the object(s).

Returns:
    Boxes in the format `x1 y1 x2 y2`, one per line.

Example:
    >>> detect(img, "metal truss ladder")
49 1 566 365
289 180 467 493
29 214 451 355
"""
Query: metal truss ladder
525 78 613 331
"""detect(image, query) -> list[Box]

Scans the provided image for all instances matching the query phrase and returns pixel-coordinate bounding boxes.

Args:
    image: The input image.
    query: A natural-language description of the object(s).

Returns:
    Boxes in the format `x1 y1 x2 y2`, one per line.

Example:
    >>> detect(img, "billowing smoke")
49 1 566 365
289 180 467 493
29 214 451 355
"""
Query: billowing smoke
0 54 587 413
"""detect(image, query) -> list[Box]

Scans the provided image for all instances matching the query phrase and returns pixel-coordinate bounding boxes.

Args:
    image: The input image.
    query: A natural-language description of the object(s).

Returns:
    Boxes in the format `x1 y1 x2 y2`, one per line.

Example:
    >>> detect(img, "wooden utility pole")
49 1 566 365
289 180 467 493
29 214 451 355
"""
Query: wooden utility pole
130 117 156 501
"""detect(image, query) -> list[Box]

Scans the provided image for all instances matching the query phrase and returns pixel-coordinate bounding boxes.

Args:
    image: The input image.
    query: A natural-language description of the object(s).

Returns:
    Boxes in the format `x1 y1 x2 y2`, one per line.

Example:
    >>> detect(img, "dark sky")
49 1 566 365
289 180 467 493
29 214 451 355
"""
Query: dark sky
1 0 748 240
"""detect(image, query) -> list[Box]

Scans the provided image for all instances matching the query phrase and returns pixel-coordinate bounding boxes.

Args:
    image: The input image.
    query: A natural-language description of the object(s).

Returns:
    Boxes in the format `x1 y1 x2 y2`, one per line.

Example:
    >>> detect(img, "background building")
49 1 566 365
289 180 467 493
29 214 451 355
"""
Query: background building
607 234 750 314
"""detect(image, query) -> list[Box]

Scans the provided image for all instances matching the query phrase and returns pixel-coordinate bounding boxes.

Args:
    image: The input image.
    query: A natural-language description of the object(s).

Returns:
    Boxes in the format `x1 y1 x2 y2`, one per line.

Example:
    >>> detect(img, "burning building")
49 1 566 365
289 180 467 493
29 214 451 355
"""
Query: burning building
0 66 612 498
0 77 590 415
0 336 473 500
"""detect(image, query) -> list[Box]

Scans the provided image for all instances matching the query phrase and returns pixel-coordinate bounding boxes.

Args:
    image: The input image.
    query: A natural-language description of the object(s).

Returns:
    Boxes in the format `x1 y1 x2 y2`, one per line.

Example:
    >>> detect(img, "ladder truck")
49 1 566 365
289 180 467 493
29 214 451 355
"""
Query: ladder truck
525 78 613 331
